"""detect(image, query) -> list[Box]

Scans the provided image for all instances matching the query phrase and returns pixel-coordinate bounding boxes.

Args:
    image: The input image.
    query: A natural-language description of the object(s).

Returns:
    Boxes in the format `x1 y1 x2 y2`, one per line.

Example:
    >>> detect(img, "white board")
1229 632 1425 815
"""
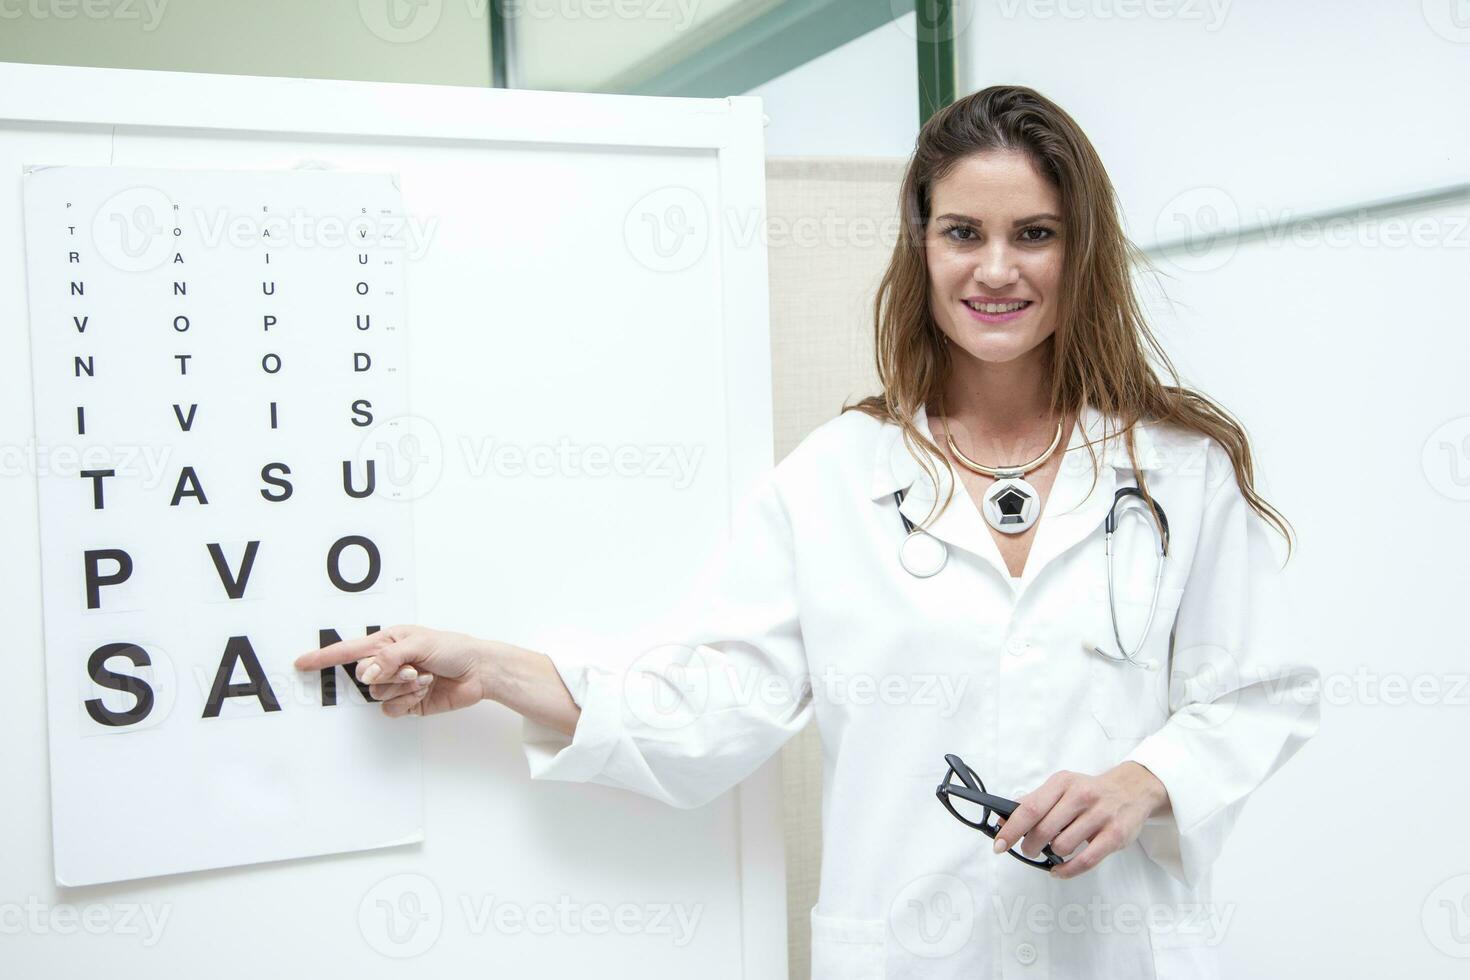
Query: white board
0 61 785 979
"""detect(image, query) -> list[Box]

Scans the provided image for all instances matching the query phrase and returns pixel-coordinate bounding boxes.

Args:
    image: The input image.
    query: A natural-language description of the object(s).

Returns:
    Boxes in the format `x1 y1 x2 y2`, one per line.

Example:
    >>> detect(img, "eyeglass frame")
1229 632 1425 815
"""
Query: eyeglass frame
935 753 1065 871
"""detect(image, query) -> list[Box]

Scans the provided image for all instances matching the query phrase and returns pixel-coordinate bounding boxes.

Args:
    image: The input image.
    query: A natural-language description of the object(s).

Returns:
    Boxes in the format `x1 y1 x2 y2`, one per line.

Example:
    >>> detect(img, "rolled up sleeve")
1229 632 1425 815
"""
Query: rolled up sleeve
1125 449 1322 888
521 467 814 809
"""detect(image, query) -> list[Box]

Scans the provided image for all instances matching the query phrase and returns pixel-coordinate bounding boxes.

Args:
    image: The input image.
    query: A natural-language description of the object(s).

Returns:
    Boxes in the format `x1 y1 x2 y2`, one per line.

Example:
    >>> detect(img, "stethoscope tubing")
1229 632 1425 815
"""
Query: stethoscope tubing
893 484 1170 669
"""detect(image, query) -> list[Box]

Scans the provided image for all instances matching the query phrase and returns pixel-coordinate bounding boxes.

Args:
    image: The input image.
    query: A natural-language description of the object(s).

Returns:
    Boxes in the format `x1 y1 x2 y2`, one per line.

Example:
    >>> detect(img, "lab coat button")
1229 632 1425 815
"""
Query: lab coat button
1015 942 1038 965
1006 636 1029 656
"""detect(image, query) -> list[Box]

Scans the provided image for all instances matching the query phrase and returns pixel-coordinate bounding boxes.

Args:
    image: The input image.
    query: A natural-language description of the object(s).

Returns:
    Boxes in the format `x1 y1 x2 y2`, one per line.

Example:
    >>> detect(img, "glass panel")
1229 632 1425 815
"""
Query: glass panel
504 0 912 98
511 0 781 93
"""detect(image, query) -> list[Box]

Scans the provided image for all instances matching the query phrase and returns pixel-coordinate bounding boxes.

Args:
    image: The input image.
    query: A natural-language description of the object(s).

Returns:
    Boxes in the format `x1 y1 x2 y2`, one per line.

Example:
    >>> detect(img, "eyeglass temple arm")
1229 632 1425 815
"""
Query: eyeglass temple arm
938 783 1020 818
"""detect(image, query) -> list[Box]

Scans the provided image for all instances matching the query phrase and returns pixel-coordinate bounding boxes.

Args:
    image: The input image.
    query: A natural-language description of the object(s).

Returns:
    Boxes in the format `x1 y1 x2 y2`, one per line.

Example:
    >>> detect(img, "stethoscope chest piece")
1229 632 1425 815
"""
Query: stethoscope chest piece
899 528 947 578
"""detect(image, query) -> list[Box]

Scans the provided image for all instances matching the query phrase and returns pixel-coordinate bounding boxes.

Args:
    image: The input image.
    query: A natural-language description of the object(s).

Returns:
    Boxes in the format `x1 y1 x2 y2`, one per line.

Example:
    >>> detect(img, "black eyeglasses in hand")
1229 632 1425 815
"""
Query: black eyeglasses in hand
935 753 1065 871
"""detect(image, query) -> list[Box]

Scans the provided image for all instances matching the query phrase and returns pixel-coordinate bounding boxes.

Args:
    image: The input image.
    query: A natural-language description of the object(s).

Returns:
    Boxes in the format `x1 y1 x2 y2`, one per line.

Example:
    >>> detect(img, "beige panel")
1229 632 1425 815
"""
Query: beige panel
765 156 907 980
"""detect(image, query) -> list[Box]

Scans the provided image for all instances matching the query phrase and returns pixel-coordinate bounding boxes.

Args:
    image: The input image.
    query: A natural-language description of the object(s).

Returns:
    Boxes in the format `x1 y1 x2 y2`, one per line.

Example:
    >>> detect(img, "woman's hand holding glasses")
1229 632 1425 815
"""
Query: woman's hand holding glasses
936 754 1170 878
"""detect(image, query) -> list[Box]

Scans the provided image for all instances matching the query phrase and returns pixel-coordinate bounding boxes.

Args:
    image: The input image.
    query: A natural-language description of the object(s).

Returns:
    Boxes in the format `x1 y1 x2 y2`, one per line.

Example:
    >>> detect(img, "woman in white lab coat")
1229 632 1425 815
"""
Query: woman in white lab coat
297 85 1320 979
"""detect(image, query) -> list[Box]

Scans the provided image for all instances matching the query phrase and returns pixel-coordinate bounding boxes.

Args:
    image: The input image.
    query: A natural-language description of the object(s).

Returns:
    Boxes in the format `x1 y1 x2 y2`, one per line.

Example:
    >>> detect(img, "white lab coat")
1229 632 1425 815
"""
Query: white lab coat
521 401 1321 980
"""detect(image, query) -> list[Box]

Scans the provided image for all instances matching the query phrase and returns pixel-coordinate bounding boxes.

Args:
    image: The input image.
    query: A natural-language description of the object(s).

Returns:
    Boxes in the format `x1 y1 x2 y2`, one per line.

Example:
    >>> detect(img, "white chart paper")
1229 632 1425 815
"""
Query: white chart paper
22 165 422 886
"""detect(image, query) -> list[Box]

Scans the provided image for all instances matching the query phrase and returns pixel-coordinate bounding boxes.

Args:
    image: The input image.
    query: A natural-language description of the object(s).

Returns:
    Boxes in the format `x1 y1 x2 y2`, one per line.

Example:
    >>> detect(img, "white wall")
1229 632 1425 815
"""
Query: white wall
958 0 1468 244
959 0 1470 974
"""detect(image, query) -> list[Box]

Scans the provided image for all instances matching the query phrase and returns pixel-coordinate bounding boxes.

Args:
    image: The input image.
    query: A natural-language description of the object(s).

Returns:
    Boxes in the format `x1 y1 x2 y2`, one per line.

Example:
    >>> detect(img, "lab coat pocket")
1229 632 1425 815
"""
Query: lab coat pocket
810 906 887 980
1146 921 1219 980
1087 587 1185 739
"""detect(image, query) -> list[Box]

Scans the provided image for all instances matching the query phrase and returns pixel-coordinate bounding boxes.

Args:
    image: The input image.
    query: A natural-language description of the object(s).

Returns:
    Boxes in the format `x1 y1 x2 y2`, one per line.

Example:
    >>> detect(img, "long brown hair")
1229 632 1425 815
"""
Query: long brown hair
843 84 1294 559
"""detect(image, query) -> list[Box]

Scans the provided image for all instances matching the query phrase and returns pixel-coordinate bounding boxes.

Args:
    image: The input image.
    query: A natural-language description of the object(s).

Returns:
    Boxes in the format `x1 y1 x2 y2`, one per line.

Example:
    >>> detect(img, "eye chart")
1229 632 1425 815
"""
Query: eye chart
22 165 421 886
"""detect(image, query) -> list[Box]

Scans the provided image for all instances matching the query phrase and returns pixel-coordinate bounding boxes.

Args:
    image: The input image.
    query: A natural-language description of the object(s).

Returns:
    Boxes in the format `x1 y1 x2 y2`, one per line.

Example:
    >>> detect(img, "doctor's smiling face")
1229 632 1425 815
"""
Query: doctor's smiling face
925 149 1064 366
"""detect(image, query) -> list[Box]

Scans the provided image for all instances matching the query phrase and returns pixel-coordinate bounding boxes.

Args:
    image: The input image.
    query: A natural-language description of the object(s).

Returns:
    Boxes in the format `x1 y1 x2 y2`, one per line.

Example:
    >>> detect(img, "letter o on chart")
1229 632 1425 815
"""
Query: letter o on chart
326 535 381 593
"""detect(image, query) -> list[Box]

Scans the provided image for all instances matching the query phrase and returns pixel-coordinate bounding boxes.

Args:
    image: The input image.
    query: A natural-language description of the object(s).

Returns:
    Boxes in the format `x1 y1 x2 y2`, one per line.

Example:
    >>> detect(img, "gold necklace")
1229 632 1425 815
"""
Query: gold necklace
937 394 1064 535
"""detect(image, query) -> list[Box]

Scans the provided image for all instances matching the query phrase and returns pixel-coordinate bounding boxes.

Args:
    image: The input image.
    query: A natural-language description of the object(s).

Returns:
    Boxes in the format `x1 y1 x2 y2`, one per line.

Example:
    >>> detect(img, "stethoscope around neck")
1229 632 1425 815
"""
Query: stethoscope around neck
892 484 1172 670
893 487 949 578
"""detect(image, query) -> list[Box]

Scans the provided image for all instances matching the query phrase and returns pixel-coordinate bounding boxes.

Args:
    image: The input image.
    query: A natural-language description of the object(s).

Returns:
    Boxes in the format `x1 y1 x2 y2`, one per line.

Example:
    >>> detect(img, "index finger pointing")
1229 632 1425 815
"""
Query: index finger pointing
294 632 386 672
